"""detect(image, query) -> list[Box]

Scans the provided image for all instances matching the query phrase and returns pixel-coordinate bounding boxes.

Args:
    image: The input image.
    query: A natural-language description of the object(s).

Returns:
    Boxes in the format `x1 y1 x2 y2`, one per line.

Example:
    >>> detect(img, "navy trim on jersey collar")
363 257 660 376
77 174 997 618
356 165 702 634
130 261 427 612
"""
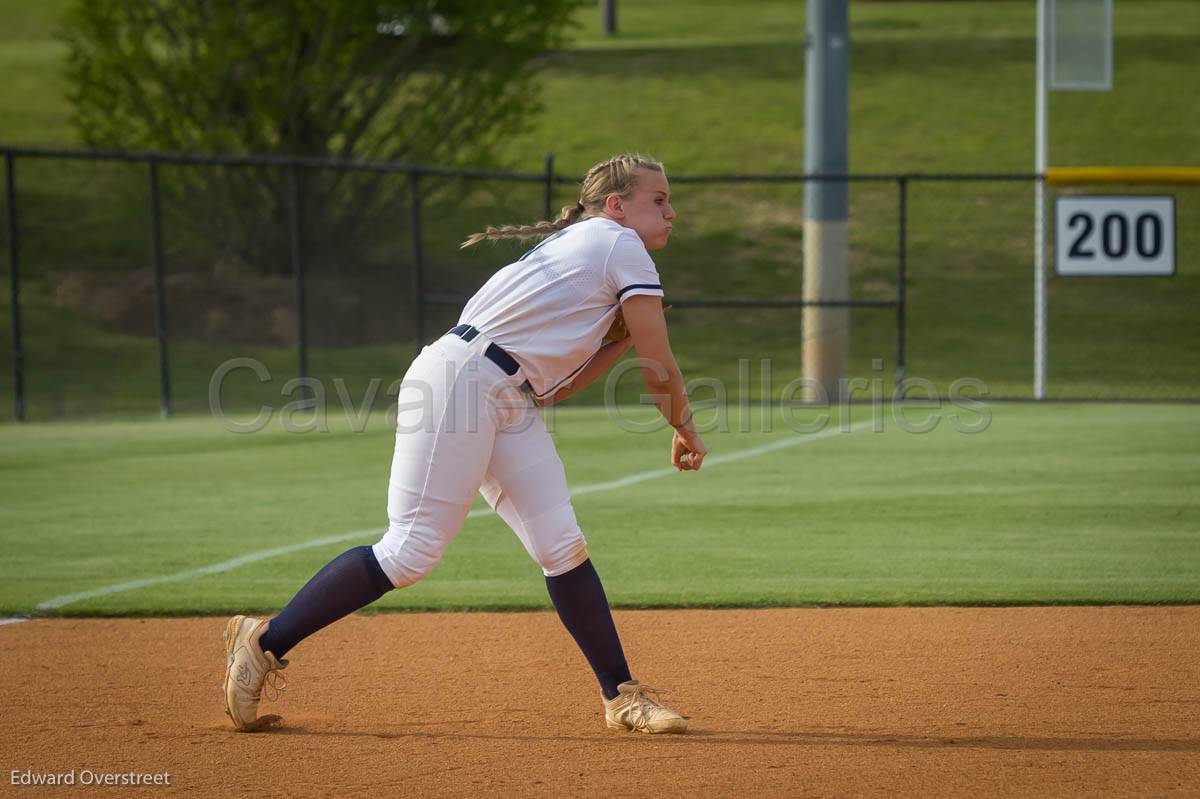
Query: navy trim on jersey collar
517 232 559 262
616 283 664 299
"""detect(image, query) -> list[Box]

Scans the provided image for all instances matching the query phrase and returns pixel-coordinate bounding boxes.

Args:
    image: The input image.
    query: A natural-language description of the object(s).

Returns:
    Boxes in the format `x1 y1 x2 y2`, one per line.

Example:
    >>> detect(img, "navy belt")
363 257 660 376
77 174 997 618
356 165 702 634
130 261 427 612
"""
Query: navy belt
448 324 521 377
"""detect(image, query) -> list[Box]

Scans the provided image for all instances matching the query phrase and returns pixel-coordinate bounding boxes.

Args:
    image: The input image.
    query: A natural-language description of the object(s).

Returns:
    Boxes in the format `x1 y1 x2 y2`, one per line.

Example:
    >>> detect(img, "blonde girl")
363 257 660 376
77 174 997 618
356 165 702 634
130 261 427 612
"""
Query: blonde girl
224 154 707 735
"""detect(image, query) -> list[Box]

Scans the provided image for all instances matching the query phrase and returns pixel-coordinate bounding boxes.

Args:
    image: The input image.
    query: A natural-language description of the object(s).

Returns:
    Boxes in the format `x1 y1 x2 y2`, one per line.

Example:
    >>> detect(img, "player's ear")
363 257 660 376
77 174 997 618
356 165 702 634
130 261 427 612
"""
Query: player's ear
604 193 624 219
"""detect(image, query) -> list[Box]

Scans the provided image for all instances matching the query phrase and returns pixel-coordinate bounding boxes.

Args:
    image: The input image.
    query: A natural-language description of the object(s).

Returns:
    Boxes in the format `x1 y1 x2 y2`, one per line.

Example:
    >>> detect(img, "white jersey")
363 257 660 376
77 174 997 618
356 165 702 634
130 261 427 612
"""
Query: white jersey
459 216 665 398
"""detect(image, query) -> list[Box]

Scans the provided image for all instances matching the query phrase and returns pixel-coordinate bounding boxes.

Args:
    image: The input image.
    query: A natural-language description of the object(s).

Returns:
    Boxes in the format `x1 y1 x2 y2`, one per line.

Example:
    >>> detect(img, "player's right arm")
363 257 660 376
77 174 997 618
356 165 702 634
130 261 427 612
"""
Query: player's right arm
621 295 708 471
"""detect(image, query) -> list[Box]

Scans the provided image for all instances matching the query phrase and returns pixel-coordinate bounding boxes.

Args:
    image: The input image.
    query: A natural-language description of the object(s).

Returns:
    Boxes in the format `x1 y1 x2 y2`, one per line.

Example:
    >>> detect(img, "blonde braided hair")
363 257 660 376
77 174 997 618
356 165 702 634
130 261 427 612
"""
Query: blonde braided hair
460 153 665 248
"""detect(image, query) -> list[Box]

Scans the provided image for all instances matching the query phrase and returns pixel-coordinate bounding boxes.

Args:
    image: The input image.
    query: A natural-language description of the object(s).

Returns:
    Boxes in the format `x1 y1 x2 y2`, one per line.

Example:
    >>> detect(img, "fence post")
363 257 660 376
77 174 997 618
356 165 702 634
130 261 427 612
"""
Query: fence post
601 0 617 35
4 152 24 422
409 171 425 353
287 164 308 384
543 153 555 221
896 176 908 391
147 160 172 419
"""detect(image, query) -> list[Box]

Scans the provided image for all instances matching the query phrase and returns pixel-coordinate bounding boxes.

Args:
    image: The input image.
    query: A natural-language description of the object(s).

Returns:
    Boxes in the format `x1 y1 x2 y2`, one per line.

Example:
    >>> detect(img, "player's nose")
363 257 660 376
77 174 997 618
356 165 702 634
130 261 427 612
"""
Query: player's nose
663 203 676 221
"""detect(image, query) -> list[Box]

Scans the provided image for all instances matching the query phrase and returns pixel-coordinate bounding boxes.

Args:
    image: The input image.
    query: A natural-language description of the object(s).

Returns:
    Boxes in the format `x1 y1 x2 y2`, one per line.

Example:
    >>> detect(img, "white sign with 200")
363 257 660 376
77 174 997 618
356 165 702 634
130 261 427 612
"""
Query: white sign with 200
1055 195 1175 276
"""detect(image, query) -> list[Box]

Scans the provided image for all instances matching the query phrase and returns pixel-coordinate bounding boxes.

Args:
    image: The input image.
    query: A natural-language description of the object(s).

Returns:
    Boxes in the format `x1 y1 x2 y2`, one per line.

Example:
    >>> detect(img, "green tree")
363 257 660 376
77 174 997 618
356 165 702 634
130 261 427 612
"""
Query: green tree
60 0 576 274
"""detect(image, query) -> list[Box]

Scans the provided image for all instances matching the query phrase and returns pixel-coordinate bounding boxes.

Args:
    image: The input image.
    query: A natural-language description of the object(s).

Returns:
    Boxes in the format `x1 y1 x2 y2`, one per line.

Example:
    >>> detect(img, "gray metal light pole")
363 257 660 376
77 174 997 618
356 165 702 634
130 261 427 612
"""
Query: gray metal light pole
803 0 850 401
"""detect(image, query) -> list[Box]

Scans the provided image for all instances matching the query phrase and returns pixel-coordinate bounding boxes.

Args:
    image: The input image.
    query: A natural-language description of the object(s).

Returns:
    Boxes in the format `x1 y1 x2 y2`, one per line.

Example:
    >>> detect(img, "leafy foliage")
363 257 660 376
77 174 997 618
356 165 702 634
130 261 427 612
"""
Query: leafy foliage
60 0 577 273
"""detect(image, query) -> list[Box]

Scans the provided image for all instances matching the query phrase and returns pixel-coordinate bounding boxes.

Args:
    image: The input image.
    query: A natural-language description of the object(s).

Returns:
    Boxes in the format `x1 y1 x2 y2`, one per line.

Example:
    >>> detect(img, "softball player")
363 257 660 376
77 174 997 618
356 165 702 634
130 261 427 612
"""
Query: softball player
224 153 707 734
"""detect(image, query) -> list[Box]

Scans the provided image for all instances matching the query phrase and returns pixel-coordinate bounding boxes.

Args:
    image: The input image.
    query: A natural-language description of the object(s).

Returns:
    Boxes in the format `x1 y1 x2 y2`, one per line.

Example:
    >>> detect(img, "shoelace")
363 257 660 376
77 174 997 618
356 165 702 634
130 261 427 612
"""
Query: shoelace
628 684 670 729
223 659 288 702
633 684 669 705
261 669 288 702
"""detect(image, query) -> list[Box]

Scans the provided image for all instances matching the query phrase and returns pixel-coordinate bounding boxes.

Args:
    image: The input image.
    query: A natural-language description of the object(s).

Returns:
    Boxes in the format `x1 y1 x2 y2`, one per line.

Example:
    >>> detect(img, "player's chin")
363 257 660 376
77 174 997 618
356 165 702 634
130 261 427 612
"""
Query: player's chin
649 230 673 250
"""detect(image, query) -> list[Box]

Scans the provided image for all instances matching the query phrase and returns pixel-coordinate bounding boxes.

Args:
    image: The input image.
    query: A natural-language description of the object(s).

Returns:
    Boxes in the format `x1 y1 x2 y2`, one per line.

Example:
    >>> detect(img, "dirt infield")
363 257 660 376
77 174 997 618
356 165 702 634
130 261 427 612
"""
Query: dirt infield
2 607 1197 798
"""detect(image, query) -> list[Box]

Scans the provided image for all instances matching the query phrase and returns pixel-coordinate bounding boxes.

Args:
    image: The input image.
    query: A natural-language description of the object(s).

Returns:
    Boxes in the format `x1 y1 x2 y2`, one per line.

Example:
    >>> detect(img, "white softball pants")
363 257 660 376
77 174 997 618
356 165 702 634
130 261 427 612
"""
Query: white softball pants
372 333 589 588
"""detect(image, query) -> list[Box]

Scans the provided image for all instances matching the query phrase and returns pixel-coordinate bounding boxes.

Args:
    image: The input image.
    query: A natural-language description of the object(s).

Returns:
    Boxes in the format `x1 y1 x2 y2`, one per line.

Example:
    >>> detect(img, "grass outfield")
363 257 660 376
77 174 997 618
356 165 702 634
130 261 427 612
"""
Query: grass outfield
0 402 1196 616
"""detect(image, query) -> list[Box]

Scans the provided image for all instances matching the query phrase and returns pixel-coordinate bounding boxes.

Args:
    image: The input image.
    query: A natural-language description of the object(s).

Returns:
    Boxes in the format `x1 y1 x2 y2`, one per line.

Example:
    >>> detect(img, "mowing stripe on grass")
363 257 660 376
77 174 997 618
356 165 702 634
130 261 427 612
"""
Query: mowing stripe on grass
33 421 872 611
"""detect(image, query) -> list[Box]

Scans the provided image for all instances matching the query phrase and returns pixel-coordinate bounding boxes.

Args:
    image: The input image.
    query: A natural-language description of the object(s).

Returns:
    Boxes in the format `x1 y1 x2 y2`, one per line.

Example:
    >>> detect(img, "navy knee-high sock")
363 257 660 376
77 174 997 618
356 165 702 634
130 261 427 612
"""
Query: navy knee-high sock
546 559 631 700
259 546 394 660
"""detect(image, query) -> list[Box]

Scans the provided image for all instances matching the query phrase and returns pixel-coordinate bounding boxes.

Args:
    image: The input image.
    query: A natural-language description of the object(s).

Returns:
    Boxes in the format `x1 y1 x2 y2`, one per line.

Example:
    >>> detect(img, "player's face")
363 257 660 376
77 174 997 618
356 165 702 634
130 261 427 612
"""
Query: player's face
612 170 675 250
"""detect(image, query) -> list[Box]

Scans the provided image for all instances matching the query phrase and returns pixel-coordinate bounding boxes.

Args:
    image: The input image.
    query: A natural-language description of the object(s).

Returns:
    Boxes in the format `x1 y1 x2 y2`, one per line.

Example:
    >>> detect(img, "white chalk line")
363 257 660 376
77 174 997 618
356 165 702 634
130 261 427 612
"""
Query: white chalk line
33 421 872 612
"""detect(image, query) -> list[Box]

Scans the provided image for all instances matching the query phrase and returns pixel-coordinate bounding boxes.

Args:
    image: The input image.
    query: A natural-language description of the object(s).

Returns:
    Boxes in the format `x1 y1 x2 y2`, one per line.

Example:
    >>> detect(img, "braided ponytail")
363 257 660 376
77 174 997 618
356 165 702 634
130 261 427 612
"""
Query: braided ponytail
459 201 586 249
460 153 664 248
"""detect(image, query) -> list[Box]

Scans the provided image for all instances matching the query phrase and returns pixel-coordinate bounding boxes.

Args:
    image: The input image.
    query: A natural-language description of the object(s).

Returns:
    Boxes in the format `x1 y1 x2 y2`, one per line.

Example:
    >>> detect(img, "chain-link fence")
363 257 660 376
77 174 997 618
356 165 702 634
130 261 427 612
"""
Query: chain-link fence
1 146 1196 422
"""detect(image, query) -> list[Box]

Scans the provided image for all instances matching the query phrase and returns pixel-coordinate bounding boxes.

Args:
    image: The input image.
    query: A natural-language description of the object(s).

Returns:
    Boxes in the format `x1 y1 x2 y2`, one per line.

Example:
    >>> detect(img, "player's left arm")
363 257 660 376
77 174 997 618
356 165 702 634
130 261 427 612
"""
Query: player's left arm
534 336 634 407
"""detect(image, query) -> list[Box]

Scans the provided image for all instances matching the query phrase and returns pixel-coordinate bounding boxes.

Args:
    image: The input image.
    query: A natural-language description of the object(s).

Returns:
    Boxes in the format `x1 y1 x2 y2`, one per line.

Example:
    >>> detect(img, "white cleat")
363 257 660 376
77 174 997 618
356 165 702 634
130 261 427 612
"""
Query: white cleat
604 680 688 734
222 615 287 732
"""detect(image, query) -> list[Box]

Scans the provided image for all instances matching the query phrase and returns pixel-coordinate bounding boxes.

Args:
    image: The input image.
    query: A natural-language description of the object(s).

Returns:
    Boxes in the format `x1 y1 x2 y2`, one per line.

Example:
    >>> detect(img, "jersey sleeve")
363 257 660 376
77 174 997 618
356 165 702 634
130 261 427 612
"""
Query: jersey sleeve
605 230 665 304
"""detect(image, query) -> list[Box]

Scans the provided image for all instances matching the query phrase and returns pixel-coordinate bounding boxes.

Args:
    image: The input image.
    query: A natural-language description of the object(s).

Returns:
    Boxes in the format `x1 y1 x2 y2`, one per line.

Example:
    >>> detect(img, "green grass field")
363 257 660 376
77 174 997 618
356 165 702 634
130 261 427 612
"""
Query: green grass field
1 402 1196 616
0 0 1198 421
0 5 1195 614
